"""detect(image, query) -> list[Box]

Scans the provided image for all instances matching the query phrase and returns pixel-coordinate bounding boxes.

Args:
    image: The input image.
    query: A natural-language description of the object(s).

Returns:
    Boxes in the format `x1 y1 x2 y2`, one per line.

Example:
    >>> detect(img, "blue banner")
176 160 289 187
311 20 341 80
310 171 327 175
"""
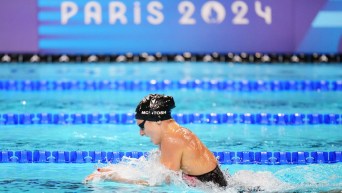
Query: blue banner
38 0 294 54
2 0 342 54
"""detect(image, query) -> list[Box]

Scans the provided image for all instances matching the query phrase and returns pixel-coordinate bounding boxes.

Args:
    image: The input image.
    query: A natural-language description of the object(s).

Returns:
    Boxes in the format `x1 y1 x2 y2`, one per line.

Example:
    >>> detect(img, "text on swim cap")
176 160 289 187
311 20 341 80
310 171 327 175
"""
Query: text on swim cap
141 111 167 115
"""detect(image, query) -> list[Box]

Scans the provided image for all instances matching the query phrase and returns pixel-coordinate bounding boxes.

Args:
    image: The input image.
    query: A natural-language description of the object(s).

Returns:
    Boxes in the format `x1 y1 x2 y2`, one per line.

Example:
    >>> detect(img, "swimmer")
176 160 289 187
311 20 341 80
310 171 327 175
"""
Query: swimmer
85 166 149 185
85 94 228 187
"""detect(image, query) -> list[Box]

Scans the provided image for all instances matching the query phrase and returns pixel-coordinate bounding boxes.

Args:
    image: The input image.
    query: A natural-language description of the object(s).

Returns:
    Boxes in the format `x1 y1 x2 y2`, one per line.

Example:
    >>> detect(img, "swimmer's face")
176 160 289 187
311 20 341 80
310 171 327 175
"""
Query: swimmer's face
136 119 162 145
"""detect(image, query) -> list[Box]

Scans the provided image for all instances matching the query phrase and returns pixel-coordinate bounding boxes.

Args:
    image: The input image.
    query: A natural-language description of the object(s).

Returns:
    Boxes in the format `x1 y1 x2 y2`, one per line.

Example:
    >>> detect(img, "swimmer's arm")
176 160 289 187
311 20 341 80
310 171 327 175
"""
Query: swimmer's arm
160 137 183 171
105 173 149 185
85 171 149 186
159 138 184 184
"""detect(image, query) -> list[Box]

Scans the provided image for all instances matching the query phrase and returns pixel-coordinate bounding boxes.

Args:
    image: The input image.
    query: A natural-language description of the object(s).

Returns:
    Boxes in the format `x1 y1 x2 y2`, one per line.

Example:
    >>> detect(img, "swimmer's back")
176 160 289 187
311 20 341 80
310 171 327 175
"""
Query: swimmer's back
173 126 218 176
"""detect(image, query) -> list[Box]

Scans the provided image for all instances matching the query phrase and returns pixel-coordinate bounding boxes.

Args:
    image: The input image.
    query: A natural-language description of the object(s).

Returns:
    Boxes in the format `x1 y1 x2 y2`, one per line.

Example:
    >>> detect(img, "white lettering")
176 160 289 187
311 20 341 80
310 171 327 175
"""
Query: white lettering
109 2 127 24
85 1 102 24
147 1 164 25
255 1 272 24
232 1 249 25
178 1 196 25
58 1 273 26
140 111 167 115
134 1 141 24
201 1 226 24
61 1 78 25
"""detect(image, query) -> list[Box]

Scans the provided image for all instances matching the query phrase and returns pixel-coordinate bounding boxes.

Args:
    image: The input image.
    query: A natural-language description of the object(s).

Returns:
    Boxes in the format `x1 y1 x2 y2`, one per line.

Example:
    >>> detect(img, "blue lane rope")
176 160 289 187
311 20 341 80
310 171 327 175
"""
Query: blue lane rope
0 80 341 91
0 150 340 165
0 113 340 125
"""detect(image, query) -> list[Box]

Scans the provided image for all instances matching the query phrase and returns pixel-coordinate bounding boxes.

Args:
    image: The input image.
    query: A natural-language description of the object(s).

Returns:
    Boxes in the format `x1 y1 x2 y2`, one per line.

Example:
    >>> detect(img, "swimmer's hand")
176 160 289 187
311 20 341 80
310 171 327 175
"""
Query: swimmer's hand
84 169 149 186
84 167 113 182
84 173 101 182
96 167 113 173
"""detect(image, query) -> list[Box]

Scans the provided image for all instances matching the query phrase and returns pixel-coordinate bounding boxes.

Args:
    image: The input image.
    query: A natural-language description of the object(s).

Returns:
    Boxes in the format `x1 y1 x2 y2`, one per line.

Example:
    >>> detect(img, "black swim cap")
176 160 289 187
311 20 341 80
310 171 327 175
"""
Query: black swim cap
135 94 175 121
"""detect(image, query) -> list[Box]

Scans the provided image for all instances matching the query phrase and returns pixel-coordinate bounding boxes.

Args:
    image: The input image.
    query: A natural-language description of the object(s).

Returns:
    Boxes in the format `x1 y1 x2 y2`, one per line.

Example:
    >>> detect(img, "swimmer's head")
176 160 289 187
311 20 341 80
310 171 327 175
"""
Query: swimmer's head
135 94 175 122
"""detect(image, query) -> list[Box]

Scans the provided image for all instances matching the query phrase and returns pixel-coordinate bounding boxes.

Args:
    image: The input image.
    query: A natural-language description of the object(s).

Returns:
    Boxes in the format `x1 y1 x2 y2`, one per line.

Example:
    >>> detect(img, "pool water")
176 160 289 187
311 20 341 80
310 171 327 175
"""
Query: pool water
0 124 341 152
0 163 341 193
1 63 342 81
0 62 341 192
1 91 342 114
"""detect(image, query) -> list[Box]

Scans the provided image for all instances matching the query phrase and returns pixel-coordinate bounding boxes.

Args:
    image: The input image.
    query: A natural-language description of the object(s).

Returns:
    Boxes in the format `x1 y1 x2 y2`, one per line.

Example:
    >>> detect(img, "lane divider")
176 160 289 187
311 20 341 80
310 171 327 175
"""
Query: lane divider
0 80 341 91
0 150 340 165
0 113 340 125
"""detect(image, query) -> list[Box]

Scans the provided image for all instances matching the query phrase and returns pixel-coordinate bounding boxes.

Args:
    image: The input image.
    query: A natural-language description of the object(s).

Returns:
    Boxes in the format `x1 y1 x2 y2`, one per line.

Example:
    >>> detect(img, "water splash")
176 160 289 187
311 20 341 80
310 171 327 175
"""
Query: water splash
85 149 185 186
85 150 342 192
274 164 342 192
224 170 291 193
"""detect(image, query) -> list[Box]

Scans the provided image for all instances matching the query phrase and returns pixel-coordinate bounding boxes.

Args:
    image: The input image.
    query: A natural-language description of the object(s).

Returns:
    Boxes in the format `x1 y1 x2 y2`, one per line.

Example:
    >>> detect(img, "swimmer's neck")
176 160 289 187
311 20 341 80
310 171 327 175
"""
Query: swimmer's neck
158 120 182 146
163 119 181 131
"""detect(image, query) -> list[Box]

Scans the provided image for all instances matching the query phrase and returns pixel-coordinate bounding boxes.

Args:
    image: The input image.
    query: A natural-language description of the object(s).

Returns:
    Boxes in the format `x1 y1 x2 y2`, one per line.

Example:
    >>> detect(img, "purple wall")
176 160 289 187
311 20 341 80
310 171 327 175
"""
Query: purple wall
0 0 340 54
0 0 38 53
294 0 327 51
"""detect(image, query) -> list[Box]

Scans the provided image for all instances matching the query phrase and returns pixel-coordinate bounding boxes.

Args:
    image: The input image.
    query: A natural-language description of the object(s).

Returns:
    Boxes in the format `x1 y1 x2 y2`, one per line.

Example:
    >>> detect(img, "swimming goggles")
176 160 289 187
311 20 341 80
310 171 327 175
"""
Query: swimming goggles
138 120 146 130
